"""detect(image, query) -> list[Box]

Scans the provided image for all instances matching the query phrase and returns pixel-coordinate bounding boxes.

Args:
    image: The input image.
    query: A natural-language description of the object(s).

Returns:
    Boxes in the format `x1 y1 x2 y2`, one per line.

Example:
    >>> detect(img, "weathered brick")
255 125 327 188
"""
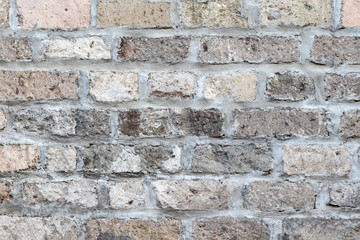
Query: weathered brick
0 145 39 172
0 109 6 130
266 71 315 101
0 71 79 101
119 37 190 63
192 218 270 240
312 36 360 65
0 181 12 203
179 0 247 28
329 182 360 208
0 216 81 240
97 0 170 28
46 146 77 172
325 73 360 101
342 0 360 27
341 110 360 137
0 38 31 62
23 180 98 208
17 0 91 29
232 108 329 139
204 73 257 101
86 219 181 240
283 145 350 175
199 36 300 64
109 180 145 209
191 144 273 174
153 180 229 210
283 218 360 240
261 0 332 26
90 72 139 102
243 181 316 211
149 72 197 99
0 0 9 28
43 37 111 60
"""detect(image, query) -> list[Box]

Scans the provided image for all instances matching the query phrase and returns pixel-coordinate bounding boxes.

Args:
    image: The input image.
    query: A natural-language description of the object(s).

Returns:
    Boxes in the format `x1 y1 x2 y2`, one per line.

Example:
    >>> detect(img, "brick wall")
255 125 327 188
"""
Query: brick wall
0 0 359 239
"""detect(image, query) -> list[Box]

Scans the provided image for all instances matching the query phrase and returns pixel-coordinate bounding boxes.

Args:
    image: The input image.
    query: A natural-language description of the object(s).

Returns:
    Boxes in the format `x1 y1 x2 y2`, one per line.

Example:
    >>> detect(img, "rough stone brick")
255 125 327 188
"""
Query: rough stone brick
204 73 257 101
43 37 111 60
149 72 197 99
0 109 6 130
283 145 351 175
179 0 247 28
17 0 91 29
232 108 329 139
342 0 360 27
325 73 360 101
109 180 145 209
191 144 273 174
119 37 190 63
0 216 81 240
23 180 98 208
0 181 12 203
0 38 31 62
86 219 181 240
152 180 229 210
192 217 270 240
90 72 138 102
97 0 170 28
283 218 360 239
266 71 315 101
341 110 360 137
199 36 300 64
243 181 316 211
261 0 332 26
0 71 79 101
46 146 77 172
312 36 360 65
0 0 9 28
0 145 39 172
329 182 360 208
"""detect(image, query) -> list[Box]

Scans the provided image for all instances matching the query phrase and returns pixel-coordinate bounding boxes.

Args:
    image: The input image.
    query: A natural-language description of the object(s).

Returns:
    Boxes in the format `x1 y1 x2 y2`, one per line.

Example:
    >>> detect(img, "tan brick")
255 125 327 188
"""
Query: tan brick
0 109 6 130
46 146 77 172
329 182 360 208
179 0 247 28
0 145 39 172
0 181 12 203
0 0 9 28
90 72 139 102
98 0 170 28
0 38 31 62
325 73 360 101
284 145 351 175
17 0 91 29
342 0 360 27
204 73 257 101
109 180 145 209
341 110 360 137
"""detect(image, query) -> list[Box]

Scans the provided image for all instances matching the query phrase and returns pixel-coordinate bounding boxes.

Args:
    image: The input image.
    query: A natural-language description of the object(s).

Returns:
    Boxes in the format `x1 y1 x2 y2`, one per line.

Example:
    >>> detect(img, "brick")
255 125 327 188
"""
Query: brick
342 0 360 27
261 0 332 26
191 144 273 174
119 108 223 137
0 71 79 101
179 0 247 28
149 72 197 99
17 0 90 29
0 181 12 203
266 71 315 101
0 145 39 172
192 217 270 240
46 146 77 172
341 110 360 137
243 181 316 211
232 108 329 139
325 73 360 101
43 37 111 60
119 37 190 63
199 36 300 64
0 109 6 130
23 180 98 208
109 180 145 209
86 219 180 240
283 145 350 175
283 218 360 240
0 216 81 240
98 0 170 28
0 38 31 62
329 182 360 208
0 0 9 28
204 73 257 101
153 180 229 210
312 36 360 65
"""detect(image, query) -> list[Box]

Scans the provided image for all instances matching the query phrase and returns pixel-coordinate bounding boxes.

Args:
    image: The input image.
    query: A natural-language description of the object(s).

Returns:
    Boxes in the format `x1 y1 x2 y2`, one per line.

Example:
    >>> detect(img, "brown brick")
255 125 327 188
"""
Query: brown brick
329 182 360 208
341 110 360 137
0 181 12 203
325 73 360 101
46 146 77 172
109 180 145 209
0 38 31 62
0 145 39 172
0 0 9 28
119 37 190 63
199 36 300 64
342 0 360 27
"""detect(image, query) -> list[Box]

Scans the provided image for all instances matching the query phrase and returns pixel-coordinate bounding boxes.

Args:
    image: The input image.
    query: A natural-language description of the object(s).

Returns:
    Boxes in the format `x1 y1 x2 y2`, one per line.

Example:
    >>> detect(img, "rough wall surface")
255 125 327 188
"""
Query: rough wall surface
0 0 359 239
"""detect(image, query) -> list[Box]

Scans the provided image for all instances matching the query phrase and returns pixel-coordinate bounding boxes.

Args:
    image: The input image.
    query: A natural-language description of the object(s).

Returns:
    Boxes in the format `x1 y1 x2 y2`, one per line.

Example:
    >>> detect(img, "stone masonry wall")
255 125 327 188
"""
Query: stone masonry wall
0 0 359 239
